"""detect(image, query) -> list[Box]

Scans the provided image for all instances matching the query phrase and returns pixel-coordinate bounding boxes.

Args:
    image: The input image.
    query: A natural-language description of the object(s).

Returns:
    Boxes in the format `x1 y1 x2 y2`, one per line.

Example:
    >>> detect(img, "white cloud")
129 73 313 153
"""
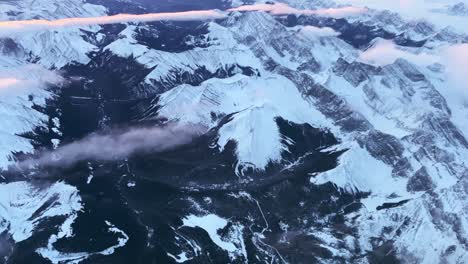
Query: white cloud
359 39 438 66
359 39 468 100
337 0 438 16
17 123 206 170
336 0 468 33
297 25 341 38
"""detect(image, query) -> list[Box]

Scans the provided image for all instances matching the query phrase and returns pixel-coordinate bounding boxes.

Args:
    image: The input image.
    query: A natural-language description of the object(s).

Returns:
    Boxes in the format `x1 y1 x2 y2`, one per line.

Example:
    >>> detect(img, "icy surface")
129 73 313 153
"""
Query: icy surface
0 181 81 242
1 0 468 262
0 64 59 169
182 214 246 260
158 74 331 170
37 219 129 264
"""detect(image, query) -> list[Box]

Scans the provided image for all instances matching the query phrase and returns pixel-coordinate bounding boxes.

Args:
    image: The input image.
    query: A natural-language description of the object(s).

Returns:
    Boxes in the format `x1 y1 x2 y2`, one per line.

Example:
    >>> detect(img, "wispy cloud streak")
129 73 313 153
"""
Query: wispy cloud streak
359 39 438 66
359 39 468 100
0 10 226 36
17 124 206 170
0 65 63 96
0 78 20 89
0 3 367 36
229 3 368 18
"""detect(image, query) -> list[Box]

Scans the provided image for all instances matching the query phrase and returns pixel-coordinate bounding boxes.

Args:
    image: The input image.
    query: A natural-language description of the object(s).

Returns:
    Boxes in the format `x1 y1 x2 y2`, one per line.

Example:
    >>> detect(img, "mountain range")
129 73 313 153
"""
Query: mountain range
0 0 467 263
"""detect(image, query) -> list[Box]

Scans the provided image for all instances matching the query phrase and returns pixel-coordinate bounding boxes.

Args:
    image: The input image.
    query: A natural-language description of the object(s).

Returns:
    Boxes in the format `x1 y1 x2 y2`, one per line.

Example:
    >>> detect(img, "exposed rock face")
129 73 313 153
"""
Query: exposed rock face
407 167 435 192
448 2 468 16
1 0 468 263
0 38 24 57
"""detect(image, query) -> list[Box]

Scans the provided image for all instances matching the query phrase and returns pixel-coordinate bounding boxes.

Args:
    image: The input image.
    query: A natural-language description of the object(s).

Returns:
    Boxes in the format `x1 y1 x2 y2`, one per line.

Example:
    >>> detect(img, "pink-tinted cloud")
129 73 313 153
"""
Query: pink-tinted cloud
0 65 63 96
229 3 298 14
443 44 468 98
0 78 20 89
0 10 226 36
0 78 46 96
229 3 368 18
0 3 368 36
313 6 369 18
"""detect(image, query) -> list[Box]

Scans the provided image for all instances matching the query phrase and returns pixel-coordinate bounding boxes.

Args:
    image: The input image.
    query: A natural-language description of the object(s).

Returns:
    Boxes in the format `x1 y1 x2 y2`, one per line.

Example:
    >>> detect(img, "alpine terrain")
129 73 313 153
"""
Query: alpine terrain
0 0 468 263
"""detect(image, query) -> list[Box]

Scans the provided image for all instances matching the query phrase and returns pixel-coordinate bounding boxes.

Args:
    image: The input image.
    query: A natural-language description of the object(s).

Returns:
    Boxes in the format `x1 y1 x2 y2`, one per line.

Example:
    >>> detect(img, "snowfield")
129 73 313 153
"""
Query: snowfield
0 0 467 263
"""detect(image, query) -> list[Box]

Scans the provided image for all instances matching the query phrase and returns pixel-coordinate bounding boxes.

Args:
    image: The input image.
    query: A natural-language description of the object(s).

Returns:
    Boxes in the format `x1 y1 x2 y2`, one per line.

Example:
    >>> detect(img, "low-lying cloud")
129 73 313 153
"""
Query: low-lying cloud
0 78 20 89
359 39 468 100
359 39 438 66
0 3 368 36
0 65 63 96
17 123 206 170
443 43 468 98
229 3 368 18
336 0 468 33
296 25 341 38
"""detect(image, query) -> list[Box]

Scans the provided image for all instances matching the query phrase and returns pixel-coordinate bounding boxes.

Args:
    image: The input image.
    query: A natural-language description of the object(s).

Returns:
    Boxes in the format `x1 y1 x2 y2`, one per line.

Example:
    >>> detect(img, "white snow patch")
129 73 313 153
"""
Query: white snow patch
106 22 264 86
182 214 246 260
167 252 190 263
0 181 82 242
312 144 413 211
0 64 62 169
158 74 332 170
37 220 129 264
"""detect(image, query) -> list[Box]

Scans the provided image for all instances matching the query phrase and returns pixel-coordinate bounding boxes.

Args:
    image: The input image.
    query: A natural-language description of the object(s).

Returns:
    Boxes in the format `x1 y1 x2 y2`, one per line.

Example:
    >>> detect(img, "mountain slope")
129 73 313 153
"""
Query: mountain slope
0 0 467 263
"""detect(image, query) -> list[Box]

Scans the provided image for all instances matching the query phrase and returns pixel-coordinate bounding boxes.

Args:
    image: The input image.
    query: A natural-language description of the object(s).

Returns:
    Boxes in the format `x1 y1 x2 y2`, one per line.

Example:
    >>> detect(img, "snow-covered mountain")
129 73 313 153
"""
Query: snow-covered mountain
0 0 467 263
